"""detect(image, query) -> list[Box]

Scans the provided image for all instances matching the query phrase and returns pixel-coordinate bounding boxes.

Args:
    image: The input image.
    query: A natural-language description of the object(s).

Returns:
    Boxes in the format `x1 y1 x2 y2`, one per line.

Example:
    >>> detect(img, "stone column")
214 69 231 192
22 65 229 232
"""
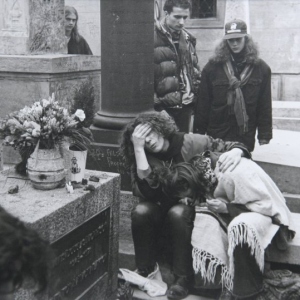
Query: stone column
88 0 154 191
93 0 154 130
0 0 66 55
225 0 250 33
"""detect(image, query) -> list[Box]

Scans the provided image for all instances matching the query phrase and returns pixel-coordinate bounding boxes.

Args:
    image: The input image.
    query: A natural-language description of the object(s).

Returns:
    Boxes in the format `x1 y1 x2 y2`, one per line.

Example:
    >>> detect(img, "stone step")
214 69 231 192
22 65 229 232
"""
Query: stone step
132 288 214 300
252 129 300 194
273 117 300 131
272 101 300 118
266 213 300 265
283 193 300 214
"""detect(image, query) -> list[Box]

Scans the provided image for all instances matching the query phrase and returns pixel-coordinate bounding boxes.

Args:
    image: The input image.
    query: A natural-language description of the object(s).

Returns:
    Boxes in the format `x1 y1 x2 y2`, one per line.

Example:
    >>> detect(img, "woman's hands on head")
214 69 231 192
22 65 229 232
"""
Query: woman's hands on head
131 124 152 173
218 148 243 173
206 198 228 213
131 123 152 150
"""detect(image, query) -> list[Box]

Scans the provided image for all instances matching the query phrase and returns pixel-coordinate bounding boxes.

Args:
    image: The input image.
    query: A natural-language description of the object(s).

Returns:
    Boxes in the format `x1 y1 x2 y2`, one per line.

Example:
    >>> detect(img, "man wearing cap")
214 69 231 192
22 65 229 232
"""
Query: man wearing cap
154 0 201 133
193 19 272 152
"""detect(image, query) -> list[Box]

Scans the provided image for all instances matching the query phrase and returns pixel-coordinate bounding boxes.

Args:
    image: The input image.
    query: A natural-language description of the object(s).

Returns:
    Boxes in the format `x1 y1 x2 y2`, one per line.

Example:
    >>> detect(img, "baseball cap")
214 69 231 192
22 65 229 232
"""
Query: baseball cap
224 19 247 39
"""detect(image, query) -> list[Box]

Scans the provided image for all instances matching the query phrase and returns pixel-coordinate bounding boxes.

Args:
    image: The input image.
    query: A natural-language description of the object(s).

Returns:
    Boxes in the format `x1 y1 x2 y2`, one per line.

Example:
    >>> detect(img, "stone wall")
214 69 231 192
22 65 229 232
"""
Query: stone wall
0 0 66 55
249 0 300 101
65 0 101 55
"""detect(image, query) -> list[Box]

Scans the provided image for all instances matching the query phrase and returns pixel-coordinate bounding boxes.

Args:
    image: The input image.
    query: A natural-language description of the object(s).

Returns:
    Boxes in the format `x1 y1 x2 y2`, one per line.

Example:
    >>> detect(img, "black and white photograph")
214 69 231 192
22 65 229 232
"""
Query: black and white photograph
0 0 299 299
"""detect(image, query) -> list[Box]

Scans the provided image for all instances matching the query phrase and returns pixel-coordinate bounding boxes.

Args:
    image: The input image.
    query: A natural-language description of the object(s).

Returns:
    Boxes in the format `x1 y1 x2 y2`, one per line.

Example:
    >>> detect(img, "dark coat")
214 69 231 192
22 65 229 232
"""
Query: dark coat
194 59 272 152
154 21 200 109
68 35 93 55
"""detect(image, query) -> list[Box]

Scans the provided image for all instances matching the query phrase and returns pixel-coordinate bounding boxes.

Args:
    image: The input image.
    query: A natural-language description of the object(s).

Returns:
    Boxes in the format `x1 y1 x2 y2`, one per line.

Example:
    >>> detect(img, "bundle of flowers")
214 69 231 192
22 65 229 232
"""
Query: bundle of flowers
0 94 94 155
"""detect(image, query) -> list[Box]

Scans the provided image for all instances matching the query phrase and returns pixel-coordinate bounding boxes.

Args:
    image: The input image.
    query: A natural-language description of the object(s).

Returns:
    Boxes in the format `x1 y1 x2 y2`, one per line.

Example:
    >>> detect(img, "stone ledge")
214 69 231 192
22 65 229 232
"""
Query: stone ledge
0 54 101 74
252 129 300 194
273 101 300 118
0 169 120 242
253 129 300 168
273 117 300 131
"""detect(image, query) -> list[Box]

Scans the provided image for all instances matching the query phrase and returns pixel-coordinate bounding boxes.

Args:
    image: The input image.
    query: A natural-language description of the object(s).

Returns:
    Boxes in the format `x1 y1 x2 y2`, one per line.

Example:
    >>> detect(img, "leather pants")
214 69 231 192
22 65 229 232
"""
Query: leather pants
131 201 195 277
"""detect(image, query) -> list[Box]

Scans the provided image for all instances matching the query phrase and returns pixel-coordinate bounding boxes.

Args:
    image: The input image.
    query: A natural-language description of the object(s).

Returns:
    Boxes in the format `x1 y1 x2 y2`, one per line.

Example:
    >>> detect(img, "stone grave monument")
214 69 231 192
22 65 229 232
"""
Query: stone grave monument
0 170 120 300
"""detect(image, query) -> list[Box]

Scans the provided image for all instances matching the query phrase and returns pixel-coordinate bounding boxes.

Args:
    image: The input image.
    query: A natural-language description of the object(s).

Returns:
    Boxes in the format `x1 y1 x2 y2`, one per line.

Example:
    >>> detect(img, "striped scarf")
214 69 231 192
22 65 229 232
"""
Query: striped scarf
223 60 254 135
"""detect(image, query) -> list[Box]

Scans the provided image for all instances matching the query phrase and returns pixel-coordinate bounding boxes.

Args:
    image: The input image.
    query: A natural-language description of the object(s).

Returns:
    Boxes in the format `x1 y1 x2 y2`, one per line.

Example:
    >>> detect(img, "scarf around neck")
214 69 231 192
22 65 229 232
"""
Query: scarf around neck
223 60 254 135
189 151 218 197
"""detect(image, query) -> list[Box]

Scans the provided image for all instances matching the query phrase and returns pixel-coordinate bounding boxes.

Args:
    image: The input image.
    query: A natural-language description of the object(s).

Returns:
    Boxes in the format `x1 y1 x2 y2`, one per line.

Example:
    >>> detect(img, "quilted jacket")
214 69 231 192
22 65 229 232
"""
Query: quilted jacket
154 20 200 110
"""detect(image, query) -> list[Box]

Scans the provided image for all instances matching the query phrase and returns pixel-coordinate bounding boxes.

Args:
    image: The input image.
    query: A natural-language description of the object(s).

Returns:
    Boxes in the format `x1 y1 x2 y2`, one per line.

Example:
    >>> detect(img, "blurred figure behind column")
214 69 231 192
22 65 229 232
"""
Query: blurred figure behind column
65 6 93 55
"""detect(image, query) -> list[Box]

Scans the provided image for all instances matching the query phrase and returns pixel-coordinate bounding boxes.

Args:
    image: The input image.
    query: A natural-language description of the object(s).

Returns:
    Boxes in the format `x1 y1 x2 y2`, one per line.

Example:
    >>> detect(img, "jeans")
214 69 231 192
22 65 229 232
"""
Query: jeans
131 202 195 277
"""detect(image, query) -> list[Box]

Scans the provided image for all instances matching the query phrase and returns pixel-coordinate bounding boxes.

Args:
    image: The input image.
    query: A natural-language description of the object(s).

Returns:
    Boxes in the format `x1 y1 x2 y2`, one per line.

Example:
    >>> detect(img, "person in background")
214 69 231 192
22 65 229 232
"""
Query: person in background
158 152 295 300
154 0 201 133
0 206 49 300
65 6 93 55
120 111 251 300
194 19 272 152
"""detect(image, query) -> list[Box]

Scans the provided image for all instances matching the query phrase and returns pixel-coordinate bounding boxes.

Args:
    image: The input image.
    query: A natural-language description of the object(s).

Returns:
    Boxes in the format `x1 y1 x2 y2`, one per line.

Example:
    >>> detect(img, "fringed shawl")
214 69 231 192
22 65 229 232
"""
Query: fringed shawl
191 158 296 291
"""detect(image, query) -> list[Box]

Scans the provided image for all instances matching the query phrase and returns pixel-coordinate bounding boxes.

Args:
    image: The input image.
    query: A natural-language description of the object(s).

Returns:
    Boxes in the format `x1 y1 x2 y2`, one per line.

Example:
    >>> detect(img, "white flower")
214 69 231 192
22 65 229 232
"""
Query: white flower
20 106 31 114
49 93 55 103
41 99 50 107
32 128 41 137
49 118 57 127
24 121 40 131
31 122 41 131
23 120 31 128
74 109 86 122
33 103 43 115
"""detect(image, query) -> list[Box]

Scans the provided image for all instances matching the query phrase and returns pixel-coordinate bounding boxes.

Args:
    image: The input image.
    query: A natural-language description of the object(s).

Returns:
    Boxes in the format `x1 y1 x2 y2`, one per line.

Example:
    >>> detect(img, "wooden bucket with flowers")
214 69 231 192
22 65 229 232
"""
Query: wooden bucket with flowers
0 94 94 190
27 140 65 190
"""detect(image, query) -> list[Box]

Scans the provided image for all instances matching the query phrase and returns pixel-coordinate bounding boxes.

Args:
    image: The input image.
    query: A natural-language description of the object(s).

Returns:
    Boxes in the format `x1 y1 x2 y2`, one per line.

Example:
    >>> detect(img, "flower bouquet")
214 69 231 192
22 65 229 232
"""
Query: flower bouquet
0 94 94 176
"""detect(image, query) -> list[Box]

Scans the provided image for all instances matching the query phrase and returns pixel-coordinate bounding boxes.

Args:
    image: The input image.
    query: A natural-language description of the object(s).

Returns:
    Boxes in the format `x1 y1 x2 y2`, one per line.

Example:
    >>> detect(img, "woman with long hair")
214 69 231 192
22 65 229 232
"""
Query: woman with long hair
120 111 251 300
194 19 272 152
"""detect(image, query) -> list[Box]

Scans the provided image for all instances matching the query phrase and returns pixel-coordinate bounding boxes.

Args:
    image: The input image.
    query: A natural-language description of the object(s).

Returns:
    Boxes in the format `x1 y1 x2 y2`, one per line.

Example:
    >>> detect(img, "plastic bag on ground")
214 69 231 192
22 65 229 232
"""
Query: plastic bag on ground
119 263 167 297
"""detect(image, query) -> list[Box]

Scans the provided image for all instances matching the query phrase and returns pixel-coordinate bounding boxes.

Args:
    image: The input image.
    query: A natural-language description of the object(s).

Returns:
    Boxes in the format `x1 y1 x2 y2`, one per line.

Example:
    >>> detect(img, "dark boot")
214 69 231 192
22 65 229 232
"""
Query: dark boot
167 275 192 300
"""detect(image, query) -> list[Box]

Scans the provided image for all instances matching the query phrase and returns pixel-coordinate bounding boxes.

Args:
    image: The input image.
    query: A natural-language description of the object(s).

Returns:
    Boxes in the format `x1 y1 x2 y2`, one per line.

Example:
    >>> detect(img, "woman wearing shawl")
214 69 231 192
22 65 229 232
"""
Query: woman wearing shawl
194 19 272 152
120 111 251 300
158 152 296 299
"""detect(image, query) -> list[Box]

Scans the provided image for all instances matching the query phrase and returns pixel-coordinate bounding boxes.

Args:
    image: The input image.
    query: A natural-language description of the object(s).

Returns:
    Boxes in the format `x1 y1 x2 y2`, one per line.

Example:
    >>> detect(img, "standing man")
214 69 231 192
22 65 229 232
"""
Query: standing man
194 19 272 151
154 0 201 133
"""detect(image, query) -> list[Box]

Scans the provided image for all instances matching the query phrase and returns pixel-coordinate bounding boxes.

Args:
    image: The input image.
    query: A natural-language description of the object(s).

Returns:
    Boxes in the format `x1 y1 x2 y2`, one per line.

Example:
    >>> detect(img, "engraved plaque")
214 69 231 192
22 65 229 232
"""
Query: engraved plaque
48 208 110 299
87 144 131 191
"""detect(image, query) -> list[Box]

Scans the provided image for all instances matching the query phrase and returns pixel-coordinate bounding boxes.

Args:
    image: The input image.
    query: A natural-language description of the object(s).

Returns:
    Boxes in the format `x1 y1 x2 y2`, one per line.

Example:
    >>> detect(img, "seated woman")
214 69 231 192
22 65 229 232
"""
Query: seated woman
0 206 49 300
158 152 296 300
120 111 251 300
